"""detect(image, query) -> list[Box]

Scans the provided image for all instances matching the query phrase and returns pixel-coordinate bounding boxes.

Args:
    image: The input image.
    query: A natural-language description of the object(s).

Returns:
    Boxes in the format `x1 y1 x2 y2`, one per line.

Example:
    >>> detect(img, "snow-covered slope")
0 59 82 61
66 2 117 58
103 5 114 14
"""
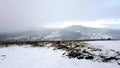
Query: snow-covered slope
0 46 119 68
0 41 120 68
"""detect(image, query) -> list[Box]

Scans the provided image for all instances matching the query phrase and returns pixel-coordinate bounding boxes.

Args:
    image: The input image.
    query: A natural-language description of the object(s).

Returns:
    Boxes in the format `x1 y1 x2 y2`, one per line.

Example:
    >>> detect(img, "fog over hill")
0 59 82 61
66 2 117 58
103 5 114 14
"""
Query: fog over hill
0 25 120 42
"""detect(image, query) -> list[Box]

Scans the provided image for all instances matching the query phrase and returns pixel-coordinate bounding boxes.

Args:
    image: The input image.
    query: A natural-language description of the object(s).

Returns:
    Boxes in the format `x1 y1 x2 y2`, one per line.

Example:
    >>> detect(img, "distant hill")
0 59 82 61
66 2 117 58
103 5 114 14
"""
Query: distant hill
0 25 120 42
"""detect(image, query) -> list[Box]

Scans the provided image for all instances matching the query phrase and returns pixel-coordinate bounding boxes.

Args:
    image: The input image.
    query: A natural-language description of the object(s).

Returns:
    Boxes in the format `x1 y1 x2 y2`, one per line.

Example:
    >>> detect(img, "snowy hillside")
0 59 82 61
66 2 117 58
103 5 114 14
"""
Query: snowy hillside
0 41 120 68
0 25 120 41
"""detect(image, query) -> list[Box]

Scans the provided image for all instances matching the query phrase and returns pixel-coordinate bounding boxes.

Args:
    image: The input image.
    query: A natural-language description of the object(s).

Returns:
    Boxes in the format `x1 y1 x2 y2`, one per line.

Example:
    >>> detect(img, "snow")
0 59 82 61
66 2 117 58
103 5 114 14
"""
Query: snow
0 41 120 68
45 31 61 39
88 40 120 51
87 41 120 60
88 33 112 39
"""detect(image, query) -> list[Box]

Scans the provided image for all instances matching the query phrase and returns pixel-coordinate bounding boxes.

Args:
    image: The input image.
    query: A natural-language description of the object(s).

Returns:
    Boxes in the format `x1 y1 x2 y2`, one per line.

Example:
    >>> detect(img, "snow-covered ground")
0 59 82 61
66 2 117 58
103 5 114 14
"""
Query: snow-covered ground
0 41 120 68
88 40 120 51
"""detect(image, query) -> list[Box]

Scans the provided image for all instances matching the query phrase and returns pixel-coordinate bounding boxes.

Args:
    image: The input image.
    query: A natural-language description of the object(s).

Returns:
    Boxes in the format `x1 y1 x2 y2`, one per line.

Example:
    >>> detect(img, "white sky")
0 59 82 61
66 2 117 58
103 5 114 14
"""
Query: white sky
0 0 120 32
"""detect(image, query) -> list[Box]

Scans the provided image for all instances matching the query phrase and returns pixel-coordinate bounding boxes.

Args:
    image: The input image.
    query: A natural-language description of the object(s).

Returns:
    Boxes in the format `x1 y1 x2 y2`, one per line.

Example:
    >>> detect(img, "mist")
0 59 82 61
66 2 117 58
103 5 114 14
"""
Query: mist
0 0 120 33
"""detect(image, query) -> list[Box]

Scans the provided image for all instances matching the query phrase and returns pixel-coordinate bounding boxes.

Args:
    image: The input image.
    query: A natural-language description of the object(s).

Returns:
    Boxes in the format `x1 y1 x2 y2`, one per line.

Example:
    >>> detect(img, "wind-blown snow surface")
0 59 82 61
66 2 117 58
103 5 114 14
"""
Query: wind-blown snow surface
0 41 120 68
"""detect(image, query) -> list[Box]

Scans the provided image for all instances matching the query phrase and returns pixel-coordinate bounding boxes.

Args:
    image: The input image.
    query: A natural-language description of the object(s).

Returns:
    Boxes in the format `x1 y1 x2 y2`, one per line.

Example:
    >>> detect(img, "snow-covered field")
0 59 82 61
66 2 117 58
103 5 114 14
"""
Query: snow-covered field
88 40 120 51
0 41 120 68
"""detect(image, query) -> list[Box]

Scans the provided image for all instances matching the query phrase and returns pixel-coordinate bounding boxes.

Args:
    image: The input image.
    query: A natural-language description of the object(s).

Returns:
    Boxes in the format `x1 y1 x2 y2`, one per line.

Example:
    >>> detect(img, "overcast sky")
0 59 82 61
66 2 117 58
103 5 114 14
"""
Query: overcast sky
0 0 120 32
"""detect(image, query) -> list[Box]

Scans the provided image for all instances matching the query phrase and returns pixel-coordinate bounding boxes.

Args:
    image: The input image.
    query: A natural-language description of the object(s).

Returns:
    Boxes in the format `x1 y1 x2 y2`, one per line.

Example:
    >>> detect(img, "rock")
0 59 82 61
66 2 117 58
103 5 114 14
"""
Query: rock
85 55 94 60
